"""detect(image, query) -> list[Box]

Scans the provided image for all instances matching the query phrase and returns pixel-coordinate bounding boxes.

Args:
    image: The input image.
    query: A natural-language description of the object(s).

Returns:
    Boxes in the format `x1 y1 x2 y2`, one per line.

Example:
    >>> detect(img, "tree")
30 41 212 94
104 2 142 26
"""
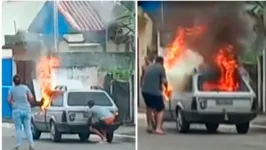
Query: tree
243 2 266 63
107 1 135 51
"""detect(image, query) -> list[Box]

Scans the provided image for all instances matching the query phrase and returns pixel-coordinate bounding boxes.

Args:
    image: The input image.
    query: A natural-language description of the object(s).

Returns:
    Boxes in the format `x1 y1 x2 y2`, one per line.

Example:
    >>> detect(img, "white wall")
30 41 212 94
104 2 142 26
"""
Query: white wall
53 67 99 87
59 34 128 52
2 49 12 58
138 9 154 109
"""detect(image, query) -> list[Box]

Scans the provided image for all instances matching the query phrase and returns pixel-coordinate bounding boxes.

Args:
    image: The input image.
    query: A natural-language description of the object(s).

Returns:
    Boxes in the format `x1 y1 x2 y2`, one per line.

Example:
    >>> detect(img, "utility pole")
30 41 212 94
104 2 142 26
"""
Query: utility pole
262 4 266 113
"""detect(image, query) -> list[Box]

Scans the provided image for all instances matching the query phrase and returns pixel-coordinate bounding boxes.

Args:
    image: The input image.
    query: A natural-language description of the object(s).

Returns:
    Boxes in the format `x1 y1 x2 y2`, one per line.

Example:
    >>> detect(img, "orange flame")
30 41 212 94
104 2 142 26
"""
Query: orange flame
165 27 203 69
163 26 203 100
163 85 173 101
37 56 60 110
203 45 239 91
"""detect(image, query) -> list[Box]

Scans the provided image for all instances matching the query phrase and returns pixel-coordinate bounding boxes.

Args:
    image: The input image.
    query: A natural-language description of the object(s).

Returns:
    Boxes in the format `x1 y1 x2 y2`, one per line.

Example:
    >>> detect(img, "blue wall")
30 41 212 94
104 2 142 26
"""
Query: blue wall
2 58 13 119
138 1 161 13
28 1 74 40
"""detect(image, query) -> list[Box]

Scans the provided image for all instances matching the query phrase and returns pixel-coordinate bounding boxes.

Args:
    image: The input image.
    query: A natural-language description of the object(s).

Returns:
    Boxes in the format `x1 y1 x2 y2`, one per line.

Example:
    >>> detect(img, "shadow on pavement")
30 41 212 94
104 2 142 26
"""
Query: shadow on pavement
161 127 266 135
38 138 126 144
164 128 236 135
38 138 99 144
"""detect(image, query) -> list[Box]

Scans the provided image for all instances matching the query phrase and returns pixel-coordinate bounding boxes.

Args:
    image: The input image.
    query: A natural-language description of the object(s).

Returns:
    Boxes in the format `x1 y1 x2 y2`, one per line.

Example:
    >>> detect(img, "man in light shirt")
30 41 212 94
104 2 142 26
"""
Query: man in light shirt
88 100 115 142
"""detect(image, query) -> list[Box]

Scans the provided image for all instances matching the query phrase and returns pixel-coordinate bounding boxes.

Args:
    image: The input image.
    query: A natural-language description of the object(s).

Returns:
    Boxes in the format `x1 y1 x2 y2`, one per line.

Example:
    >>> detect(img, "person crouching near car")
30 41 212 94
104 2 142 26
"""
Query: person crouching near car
8 74 35 150
87 100 115 142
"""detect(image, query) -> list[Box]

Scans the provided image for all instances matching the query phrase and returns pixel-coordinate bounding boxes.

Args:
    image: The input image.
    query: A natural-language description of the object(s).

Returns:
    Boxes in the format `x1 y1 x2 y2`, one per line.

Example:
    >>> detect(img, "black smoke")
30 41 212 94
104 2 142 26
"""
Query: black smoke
155 1 254 65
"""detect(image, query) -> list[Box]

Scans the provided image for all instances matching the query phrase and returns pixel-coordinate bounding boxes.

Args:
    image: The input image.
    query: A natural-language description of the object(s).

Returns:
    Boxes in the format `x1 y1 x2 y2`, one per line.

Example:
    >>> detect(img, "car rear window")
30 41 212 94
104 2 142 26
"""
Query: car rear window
197 74 249 92
67 92 113 106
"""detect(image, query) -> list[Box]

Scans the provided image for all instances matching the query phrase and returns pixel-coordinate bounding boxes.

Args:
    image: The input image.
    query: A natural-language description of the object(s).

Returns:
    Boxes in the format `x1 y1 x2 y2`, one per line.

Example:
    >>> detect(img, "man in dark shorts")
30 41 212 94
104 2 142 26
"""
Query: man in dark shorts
88 100 115 142
141 56 168 135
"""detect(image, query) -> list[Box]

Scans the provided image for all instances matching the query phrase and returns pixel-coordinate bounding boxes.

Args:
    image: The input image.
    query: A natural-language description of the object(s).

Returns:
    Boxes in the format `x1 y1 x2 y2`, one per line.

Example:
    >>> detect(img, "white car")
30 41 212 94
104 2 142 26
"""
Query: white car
165 68 257 134
31 86 119 143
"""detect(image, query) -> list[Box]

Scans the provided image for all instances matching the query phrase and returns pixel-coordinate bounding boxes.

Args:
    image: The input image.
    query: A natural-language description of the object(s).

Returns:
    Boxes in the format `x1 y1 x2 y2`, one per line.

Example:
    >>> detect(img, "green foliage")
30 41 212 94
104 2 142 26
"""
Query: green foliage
108 69 132 81
120 1 135 12
240 51 257 64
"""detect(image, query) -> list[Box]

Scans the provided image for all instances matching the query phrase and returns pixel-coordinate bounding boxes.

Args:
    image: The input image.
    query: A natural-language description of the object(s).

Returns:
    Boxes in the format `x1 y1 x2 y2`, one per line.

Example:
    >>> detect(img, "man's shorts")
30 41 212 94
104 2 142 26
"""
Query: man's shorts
142 92 165 112
91 120 109 129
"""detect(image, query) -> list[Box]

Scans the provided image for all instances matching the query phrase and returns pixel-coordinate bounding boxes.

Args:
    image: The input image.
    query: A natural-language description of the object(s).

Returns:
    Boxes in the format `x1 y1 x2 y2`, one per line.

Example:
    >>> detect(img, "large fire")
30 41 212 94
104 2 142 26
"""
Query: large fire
202 45 239 91
163 26 204 101
37 56 60 110
163 26 239 100
165 27 203 69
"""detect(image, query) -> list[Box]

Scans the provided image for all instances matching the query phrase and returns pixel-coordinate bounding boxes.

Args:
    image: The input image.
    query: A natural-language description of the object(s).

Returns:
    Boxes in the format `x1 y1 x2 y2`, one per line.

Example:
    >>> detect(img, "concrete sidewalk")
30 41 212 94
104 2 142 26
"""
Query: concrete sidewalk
252 115 266 127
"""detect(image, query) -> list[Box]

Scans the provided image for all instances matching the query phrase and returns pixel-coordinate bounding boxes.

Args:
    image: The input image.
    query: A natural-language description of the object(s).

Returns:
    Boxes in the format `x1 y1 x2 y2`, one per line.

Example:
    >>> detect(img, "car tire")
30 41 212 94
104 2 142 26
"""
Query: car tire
205 123 219 133
106 131 114 143
176 108 190 133
236 122 250 134
50 121 61 142
78 133 90 141
31 119 42 140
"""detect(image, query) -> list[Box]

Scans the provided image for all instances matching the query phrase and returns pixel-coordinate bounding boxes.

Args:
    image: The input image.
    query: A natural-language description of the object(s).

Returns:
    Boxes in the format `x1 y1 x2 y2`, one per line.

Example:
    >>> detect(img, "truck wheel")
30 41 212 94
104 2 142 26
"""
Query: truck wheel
31 119 41 140
176 109 190 133
78 133 90 141
205 123 219 133
50 121 61 142
106 131 114 143
236 122 250 134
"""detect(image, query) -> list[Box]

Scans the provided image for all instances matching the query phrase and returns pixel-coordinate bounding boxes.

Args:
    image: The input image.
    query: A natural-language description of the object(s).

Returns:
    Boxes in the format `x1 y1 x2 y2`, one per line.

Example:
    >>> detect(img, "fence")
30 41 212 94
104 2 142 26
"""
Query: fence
104 73 135 125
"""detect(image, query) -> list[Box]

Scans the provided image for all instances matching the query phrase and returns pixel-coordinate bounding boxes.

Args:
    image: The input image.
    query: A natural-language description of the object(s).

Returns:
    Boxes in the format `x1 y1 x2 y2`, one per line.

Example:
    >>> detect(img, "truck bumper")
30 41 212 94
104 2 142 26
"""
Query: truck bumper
56 124 89 133
56 122 121 134
183 111 257 124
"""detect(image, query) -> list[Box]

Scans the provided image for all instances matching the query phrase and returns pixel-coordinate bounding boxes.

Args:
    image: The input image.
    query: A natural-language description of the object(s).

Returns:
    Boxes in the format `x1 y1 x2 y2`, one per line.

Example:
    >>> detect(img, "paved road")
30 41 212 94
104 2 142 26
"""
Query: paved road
138 119 266 150
3 127 135 150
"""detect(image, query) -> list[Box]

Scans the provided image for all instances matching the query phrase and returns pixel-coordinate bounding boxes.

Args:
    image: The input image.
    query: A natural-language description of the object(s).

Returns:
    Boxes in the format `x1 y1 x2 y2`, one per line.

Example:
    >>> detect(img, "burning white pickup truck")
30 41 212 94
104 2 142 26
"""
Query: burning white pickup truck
167 66 257 134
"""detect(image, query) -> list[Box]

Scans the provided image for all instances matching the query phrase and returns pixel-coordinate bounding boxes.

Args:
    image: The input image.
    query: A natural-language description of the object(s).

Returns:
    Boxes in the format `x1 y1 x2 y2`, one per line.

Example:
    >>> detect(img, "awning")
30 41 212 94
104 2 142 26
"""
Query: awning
28 1 106 34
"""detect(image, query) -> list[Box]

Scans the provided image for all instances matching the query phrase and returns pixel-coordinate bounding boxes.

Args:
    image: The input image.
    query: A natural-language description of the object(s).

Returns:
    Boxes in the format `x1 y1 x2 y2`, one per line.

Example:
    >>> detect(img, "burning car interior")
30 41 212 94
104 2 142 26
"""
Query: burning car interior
197 68 250 92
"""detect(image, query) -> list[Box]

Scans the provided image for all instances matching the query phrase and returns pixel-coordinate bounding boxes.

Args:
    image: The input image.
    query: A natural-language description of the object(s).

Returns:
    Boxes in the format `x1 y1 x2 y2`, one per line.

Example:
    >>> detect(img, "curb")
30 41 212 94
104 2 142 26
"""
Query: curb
250 123 266 129
114 134 135 143
2 122 14 129
138 113 146 119
2 122 135 143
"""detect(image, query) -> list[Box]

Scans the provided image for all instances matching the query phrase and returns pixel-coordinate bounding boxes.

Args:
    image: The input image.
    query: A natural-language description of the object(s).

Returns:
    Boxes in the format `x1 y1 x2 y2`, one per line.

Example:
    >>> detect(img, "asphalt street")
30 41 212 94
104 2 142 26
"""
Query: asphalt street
138 118 266 150
2 126 135 150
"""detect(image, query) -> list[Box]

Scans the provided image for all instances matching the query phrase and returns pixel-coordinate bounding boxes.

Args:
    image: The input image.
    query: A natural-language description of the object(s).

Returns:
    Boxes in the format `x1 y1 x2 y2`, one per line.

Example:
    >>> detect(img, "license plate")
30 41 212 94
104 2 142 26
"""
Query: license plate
76 113 83 120
216 99 233 105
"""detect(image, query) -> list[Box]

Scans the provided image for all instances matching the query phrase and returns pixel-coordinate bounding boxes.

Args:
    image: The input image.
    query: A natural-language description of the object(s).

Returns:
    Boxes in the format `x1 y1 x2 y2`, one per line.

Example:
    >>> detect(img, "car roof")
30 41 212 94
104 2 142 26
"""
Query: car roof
67 89 105 92
53 88 106 93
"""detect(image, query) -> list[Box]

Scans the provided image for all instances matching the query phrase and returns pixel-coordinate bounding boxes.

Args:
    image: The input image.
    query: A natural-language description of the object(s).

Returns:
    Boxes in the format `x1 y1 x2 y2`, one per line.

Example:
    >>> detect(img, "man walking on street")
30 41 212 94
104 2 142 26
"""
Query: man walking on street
141 56 168 135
